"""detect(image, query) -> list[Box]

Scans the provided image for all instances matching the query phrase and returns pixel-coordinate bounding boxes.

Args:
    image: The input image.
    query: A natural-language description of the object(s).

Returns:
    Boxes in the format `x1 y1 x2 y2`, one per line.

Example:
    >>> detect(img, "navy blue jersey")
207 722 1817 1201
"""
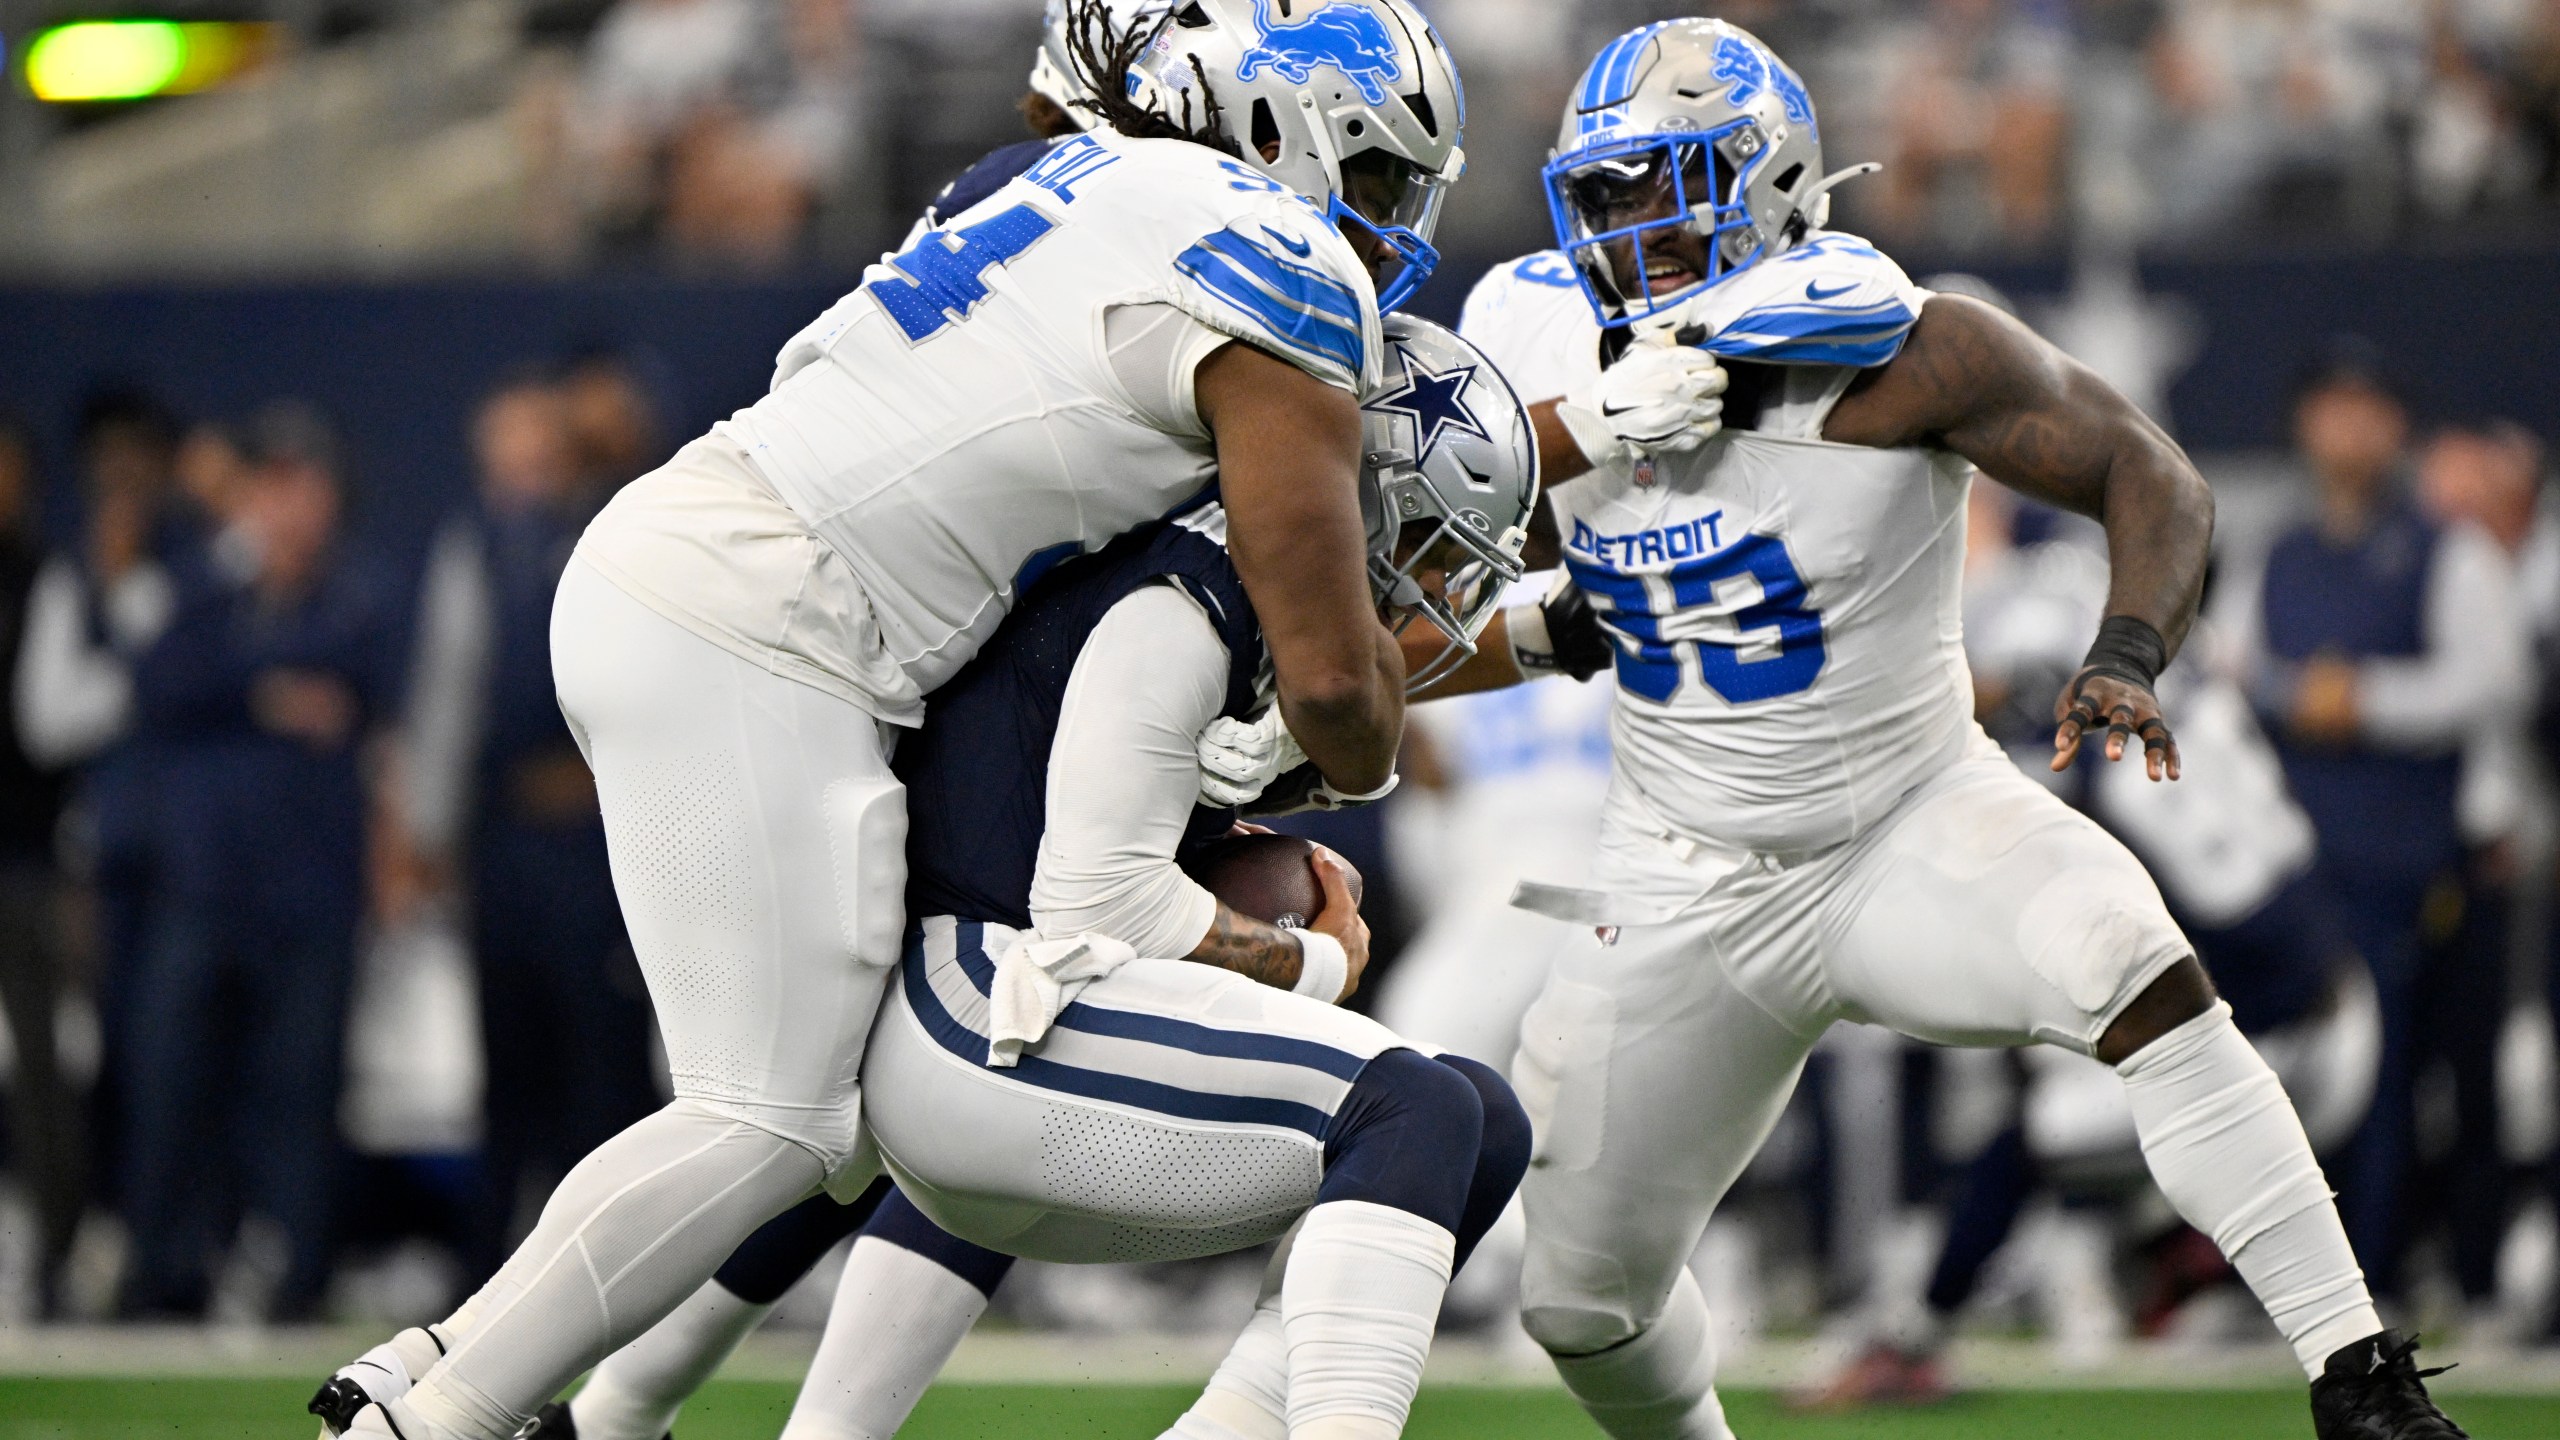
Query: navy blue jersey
896 514 1263 928
919 137 1064 230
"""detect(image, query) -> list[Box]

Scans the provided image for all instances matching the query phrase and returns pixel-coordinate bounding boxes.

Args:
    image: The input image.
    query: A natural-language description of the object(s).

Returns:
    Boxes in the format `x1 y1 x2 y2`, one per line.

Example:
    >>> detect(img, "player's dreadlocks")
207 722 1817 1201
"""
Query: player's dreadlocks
1064 0 1243 159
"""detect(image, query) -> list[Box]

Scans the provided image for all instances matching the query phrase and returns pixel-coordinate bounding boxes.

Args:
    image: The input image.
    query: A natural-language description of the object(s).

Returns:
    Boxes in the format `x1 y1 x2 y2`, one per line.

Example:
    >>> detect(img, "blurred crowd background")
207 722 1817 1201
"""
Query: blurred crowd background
0 0 2558 1385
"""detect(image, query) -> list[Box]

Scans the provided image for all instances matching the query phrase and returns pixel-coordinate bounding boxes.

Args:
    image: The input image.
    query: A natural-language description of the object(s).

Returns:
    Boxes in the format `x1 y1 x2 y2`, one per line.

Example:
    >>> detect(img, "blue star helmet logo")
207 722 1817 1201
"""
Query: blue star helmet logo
1367 346 1490 459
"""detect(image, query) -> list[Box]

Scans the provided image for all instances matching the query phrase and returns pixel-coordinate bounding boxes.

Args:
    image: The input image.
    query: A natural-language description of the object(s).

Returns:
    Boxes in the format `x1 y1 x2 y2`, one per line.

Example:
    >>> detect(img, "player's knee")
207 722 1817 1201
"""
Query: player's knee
1521 1300 1642 1358
676 1090 866 1175
1319 1047 1483 1234
1433 1054 1531 1261
1519 1233 1659 1357
861 1186 1015 1298
2097 956 2220 1067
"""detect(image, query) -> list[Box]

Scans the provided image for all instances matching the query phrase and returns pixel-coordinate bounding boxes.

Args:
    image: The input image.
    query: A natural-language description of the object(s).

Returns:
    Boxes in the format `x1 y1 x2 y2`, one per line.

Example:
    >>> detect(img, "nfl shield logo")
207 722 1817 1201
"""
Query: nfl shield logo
1633 457 1657 488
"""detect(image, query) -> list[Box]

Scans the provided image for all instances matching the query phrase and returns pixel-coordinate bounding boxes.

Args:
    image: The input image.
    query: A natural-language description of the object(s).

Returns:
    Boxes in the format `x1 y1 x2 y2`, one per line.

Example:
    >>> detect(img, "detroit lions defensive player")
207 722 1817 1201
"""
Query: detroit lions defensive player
312 5 1469 1437
1432 20 2458 1440
519 316 1538 1440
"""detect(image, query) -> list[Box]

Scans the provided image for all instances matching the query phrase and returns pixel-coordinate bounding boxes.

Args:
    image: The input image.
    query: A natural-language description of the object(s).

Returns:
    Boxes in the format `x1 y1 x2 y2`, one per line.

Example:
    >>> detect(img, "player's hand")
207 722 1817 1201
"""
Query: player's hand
1511 574 1616 682
1308 846 1370 1002
1555 343 1727 469
1198 708 1307 808
2052 668 2179 781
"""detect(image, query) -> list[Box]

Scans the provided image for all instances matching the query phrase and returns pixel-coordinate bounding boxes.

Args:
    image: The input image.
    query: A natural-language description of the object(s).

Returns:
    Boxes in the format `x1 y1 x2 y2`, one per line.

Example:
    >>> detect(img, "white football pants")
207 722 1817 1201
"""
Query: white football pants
1516 747 2192 1362
404 558 904 1438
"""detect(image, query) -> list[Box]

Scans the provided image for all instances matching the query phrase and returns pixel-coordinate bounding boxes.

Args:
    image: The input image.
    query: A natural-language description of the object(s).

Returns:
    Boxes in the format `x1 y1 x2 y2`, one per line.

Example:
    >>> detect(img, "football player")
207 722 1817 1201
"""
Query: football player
1224 18 2465 1439
527 317 1539 1440
311 3 1466 1436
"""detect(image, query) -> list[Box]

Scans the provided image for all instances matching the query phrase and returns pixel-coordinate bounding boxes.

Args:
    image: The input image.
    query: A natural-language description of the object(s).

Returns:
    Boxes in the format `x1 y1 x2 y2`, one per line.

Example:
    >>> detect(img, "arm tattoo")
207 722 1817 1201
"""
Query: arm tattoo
1830 295 2214 656
1186 902 1304 990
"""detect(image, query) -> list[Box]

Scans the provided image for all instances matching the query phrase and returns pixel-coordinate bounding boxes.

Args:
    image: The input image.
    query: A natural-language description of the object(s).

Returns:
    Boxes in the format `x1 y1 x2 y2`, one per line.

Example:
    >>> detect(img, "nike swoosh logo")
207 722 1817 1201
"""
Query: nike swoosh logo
1601 401 1640 417
1804 281 1855 301
1263 227 1313 259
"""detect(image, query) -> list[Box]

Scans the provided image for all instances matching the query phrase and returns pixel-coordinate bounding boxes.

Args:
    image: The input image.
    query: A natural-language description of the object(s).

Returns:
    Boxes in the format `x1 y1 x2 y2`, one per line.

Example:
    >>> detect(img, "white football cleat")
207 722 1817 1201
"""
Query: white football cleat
309 1326 449 1437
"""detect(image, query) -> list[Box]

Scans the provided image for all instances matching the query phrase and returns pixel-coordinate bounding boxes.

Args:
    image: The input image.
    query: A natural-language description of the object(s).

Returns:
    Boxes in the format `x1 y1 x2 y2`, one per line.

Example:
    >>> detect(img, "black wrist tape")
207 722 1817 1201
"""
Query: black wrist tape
1543 584 1616 683
2078 615 2168 693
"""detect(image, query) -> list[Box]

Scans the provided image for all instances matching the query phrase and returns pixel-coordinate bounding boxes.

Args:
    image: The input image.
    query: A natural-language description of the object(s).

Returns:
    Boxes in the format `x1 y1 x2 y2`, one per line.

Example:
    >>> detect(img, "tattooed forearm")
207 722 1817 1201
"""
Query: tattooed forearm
1185 902 1304 990
1827 294 2214 656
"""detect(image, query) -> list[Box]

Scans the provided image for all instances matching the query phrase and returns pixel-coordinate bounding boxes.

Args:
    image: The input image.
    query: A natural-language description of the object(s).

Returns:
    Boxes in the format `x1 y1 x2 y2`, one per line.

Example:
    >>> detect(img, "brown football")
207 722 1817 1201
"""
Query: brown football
1182 832 1363 930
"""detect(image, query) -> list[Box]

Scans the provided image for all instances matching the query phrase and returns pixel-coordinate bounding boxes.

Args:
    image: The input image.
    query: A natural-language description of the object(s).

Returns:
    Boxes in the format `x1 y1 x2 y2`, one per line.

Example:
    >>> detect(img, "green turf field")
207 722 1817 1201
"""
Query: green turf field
2 1380 2556 1439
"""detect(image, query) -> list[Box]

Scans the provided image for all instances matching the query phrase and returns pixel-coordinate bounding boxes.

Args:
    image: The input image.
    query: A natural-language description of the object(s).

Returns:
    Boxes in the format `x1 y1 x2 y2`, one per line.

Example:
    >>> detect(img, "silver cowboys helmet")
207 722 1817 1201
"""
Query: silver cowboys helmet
1544 18 1875 326
1359 314 1536 691
1122 0 1466 311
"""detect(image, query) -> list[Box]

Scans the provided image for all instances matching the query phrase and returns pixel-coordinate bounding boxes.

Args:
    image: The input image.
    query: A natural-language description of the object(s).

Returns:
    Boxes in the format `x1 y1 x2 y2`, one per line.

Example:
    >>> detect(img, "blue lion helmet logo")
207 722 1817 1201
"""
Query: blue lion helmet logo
1769 60 1817 135
1708 33 1768 108
1236 0 1405 107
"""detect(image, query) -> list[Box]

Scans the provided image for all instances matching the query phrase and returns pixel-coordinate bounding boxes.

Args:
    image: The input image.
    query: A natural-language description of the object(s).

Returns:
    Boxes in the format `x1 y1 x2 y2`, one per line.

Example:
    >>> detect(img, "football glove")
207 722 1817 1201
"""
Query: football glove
1554 339 1727 470
1508 574 1616 682
1197 708 1307 808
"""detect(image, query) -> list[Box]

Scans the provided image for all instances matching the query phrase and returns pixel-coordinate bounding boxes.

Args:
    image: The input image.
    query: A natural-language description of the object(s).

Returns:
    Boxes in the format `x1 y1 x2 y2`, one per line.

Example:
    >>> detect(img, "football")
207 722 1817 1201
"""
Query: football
1183 831 1363 930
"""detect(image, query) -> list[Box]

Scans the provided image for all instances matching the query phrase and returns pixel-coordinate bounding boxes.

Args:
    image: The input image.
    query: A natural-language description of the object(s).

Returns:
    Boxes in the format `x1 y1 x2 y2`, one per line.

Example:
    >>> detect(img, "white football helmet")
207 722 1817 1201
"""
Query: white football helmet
1120 0 1465 310
1359 314 1536 690
1545 18 1877 326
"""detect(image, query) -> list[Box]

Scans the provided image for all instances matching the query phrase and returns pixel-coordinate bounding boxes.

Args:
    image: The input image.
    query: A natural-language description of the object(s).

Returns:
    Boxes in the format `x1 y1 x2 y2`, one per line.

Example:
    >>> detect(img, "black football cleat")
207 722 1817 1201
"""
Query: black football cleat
2311 1330 2468 1438
513 1401 671 1440
309 1376 375 1437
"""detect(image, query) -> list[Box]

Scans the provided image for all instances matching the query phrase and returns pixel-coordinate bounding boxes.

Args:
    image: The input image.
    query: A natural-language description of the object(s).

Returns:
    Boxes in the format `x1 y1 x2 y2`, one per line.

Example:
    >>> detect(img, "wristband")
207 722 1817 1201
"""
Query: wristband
1287 927 1348 1002
2077 615 2168 693
1507 602 1555 672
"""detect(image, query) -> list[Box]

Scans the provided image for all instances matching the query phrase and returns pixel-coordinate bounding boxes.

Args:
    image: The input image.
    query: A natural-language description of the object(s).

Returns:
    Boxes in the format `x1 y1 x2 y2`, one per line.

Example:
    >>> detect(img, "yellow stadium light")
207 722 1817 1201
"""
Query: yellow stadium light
24 19 280 103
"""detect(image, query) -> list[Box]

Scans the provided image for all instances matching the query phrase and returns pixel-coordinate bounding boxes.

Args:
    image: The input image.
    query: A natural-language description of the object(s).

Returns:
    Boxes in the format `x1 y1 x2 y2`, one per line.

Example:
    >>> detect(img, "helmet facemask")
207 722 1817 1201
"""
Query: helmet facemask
1546 119 1777 327
1362 453 1527 694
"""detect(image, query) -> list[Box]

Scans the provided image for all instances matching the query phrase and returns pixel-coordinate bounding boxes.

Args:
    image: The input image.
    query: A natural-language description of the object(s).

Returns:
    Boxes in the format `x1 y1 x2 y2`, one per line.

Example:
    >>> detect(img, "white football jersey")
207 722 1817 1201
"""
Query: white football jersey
1457 250 1602 403
1460 247 1970 856
716 130 1383 699
1548 431 1976 855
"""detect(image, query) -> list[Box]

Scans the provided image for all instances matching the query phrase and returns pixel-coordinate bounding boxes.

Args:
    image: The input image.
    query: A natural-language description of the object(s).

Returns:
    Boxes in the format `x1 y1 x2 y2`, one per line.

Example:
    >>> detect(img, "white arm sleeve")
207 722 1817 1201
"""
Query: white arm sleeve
14 560 136 769
398 522 495 857
1028 582 1227 959
2356 525 2531 751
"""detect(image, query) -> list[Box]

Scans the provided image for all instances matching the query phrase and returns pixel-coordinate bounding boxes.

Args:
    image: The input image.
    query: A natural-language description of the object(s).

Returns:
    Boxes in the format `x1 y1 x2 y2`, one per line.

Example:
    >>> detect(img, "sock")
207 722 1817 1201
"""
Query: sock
778 1236 995 1440
1279 1200 1454 1440
1545 1270 1733 1440
1162 1236 1293 1440
2118 1003 2381 1379
570 1281 776 1440
406 1101 823 1439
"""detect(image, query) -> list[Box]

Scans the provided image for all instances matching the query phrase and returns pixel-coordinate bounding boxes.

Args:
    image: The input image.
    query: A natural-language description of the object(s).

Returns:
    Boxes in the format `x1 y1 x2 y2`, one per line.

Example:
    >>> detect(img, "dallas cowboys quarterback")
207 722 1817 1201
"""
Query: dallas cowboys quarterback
1358 18 2457 1440
309 2 1472 1436
498 315 1539 1440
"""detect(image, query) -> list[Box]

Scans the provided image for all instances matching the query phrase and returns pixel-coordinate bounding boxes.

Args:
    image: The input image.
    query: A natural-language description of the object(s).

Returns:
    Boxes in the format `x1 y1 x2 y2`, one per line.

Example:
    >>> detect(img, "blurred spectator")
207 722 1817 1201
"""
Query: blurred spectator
569 0 866 265
2147 0 2400 240
0 417 84 1319
1870 0 2072 249
12 391 187 1317
2225 342 2531 1303
561 350 671 493
399 376 658 1270
2420 419 2552 1332
115 403 397 1320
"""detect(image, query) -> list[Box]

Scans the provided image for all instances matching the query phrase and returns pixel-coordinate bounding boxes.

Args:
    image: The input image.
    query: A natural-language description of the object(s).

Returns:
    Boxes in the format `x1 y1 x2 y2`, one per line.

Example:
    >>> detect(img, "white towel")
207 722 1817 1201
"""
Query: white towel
985 932 1136 1067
